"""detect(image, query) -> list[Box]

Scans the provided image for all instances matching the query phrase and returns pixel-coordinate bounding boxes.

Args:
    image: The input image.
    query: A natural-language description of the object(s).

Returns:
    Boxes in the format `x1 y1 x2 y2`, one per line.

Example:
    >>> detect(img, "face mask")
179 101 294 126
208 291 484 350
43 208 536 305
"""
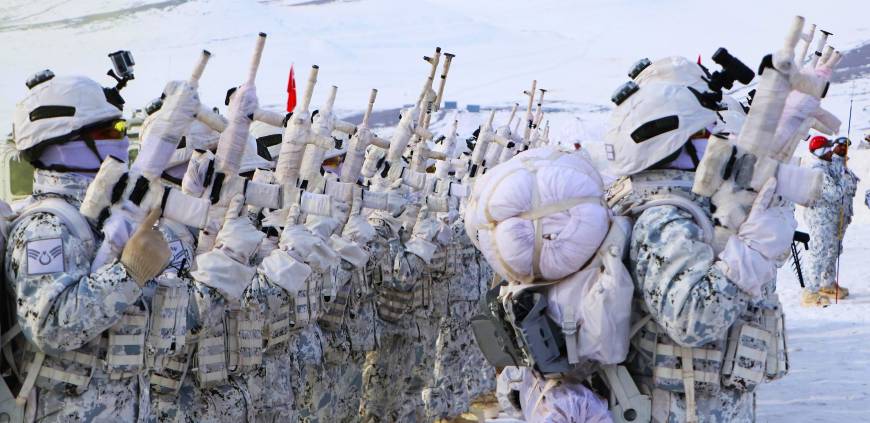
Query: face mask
667 138 707 170
37 137 130 172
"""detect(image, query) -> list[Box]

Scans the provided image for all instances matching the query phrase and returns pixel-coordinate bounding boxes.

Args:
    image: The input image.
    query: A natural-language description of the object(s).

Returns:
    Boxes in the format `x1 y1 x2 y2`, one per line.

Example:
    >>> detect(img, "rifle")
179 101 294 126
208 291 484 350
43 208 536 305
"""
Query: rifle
88 48 218 270
466 110 497 183
341 89 390 184
692 16 842 251
195 33 270 253
485 103 519 167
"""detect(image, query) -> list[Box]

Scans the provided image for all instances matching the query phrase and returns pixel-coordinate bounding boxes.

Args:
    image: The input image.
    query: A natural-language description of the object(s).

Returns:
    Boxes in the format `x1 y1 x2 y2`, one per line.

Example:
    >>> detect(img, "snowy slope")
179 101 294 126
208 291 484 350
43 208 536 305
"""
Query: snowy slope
3 2 870 422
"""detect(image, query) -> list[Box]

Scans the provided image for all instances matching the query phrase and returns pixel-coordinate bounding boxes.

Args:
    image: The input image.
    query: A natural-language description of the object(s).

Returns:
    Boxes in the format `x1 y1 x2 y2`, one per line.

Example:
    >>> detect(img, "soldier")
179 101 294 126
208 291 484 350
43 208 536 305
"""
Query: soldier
4 71 192 421
802 136 858 306
606 57 795 422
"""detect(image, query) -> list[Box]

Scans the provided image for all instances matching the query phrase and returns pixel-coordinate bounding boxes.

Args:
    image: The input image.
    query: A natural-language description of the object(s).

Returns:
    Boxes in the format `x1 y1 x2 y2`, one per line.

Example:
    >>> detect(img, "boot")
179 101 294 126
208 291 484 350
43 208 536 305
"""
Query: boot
801 290 831 307
818 284 849 300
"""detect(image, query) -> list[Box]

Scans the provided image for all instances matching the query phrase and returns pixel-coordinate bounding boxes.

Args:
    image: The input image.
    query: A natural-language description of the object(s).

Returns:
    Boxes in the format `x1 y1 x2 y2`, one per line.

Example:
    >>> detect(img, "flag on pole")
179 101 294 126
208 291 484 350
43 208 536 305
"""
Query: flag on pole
287 64 297 113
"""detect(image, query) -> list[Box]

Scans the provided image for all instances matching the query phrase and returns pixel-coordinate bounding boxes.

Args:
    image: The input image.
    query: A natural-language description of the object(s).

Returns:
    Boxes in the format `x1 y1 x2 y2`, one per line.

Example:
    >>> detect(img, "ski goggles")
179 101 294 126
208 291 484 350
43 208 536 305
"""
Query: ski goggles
83 119 127 141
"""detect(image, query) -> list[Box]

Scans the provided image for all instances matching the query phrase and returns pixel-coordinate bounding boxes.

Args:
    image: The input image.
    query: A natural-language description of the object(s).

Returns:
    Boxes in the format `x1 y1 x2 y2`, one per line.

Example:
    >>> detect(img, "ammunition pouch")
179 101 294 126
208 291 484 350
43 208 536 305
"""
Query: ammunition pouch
225 308 264 374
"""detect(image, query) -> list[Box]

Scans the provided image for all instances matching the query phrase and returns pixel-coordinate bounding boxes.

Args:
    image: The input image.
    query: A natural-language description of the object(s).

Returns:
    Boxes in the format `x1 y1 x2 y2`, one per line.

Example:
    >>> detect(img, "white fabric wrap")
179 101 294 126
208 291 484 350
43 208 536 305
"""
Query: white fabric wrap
259 249 312 294
325 179 356 203
280 225 339 272
81 156 127 220
181 149 214 197
215 215 264 263
467 147 610 283
329 234 369 268
244 180 281 210
192 249 257 300
162 187 210 229
300 192 333 217
342 214 376 244
133 81 200 179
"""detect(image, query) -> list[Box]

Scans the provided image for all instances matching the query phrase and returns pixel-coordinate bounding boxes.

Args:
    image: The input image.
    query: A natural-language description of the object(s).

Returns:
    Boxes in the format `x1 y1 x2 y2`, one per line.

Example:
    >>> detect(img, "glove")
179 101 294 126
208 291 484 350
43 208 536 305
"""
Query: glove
214 194 264 263
342 214 376 245
190 195 262 300
133 81 200 178
181 149 215 197
121 209 171 286
718 178 796 298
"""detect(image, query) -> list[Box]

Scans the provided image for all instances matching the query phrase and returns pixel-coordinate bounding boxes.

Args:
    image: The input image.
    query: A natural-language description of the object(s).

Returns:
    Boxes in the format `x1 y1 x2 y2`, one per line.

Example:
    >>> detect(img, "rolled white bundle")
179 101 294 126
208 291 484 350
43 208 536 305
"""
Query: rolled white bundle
465 147 610 283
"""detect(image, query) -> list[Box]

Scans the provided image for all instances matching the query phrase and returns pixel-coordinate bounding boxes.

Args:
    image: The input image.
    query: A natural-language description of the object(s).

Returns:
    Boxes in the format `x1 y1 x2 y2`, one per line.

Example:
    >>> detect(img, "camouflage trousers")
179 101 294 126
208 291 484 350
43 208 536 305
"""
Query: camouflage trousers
195 376 255 423
361 325 420 422
806 219 844 293
30 373 143 422
314 328 367 422
423 300 495 420
247 346 296 423
287 325 325 422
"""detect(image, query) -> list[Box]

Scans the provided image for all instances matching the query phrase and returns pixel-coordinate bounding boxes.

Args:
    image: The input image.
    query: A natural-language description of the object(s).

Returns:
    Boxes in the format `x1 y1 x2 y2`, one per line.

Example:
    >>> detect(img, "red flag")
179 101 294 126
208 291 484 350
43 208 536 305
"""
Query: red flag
286 64 297 113
697 55 702 65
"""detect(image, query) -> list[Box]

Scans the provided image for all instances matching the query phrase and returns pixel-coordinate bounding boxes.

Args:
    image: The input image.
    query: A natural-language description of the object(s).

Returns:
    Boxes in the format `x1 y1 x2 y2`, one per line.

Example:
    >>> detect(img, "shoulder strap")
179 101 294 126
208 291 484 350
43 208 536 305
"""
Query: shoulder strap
626 196 714 244
14 198 95 247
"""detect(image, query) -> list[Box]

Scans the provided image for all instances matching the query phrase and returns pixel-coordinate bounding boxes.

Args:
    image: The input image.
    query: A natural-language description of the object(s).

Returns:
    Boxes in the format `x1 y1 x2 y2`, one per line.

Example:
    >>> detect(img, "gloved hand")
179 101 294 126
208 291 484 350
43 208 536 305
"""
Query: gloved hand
342 214 376 245
134 81 200 178
121 209 170 286
181 149 215 197
191 195 262 299
214 194 264 264
227 83 258 125
718 178 797 298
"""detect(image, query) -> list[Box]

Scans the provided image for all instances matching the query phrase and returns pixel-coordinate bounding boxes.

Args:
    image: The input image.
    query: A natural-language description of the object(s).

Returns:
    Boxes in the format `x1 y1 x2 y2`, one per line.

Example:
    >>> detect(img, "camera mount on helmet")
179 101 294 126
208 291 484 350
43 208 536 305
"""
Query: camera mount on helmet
107 50 135 90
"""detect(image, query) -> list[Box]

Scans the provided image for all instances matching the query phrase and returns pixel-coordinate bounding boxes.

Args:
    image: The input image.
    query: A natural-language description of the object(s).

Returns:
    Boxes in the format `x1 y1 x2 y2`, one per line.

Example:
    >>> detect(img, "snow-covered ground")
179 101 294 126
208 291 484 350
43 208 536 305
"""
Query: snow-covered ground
2 1 870 421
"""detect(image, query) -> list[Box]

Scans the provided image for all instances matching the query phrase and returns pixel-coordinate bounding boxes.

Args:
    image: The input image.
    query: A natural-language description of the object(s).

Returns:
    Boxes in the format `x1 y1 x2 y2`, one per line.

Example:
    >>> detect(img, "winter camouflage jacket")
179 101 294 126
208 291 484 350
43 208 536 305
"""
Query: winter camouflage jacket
610 169 786 423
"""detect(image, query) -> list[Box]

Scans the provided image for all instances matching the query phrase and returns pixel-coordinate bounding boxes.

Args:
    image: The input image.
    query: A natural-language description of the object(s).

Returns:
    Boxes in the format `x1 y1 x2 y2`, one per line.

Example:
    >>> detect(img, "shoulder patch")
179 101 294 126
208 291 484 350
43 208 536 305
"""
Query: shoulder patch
26 237 65 275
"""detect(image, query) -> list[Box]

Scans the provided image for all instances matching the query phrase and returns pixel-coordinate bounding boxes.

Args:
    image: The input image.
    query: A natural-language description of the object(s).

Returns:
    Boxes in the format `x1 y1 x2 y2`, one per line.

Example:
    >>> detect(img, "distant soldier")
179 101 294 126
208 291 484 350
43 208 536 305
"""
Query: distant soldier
803 136 858 306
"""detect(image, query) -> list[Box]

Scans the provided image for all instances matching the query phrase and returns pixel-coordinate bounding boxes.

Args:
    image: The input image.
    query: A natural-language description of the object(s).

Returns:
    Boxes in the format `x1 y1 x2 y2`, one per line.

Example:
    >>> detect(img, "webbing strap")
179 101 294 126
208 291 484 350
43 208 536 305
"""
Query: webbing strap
16 352 44 405
151 374 181 390
680 346 699 423
39 366 89 386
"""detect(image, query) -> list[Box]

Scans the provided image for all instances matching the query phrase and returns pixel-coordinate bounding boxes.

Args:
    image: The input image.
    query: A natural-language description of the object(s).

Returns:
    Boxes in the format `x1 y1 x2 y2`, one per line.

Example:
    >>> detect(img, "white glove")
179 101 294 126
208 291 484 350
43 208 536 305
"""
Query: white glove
133 81 200 178
227 83 259 125
342 214 376 245
718 179 796 298
181 149 215 197
101 199 147 253
191 195 262 300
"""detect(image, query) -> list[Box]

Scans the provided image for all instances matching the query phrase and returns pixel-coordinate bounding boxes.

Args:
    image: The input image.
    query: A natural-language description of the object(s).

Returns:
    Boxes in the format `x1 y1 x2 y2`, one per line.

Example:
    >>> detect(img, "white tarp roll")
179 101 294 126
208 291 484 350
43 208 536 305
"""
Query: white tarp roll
465 147 611 283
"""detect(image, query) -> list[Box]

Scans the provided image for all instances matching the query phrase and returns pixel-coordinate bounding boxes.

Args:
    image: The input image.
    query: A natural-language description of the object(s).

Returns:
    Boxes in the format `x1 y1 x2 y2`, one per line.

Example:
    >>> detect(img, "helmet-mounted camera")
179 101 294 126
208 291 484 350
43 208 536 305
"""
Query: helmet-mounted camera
107 50 135 90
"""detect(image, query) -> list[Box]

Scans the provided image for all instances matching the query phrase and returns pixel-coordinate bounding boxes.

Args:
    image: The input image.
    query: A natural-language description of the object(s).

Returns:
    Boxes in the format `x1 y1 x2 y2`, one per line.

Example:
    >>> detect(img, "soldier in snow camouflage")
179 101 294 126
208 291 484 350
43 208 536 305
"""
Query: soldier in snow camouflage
424 219 492 420
5 170 144 422
360 217 426 422
803 150 858 305
610 169 789 423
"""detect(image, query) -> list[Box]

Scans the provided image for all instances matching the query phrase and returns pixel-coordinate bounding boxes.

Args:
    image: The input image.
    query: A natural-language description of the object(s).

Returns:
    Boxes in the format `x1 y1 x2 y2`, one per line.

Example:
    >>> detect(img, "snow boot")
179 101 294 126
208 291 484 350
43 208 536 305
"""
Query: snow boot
818 284 849 300
801 290 831 307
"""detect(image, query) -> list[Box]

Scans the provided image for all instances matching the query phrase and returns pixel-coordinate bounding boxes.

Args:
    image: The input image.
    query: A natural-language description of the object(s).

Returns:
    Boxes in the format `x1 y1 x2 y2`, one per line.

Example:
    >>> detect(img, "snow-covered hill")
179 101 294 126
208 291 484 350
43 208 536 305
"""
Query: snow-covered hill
3 2 870 422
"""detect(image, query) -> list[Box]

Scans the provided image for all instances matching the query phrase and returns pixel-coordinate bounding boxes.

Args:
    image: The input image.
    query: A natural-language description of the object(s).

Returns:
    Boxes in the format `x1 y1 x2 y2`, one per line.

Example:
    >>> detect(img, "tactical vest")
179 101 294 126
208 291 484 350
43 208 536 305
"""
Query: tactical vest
609 170 789 420
9 199 146 397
